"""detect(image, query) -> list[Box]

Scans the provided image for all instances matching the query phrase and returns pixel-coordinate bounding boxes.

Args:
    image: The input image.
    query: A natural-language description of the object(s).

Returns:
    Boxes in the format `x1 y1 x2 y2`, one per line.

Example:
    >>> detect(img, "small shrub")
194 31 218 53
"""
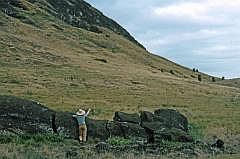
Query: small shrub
49 134 64 142
111 47 120 53
0 135 14 144
25 90 33 95
192 68 196 72
91 107 104 116
51 24 64 31
31 134 64 143
198 74 202 82
70 83 78 87
9 79 20 84
170 70 174 75
89 25 102 33
222 76 225 80
162 104 170 107
94 58 107 63
212 77 216 82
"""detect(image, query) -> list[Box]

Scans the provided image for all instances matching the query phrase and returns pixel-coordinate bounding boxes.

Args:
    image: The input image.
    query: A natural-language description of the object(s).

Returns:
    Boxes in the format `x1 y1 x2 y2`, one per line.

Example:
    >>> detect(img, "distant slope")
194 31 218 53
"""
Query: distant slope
0 0 240 136
0 0 145 49
217 78 240 88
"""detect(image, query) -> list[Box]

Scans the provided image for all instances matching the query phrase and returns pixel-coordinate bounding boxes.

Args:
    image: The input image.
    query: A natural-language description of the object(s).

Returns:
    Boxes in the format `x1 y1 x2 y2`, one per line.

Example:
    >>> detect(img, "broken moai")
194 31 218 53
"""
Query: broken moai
0 95 193 143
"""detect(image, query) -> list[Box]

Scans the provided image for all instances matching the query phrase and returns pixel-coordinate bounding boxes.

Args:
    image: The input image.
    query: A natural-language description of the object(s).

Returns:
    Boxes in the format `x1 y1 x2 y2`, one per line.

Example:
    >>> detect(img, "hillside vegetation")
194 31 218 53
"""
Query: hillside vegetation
0 0 240 139
217 78 240 89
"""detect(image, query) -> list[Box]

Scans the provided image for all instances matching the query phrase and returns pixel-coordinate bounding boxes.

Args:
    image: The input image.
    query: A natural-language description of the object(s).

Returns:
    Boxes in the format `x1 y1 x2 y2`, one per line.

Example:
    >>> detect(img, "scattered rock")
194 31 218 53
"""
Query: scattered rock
211 139 224 149
0 95 54 134
119 122 147 141
141 121 166 132
107 121 123 137
94 58 107 63
86 118 110 140
113 112 141 124
140 111 154 123
154 109 188 132
1 0 28 11
89 25 102 33
53 112 110 140
51 24 64 31
140 109 191 143
54 112 78 138
107 121 147 142
154 128 193 143
131 81 142 85
170 70 174 75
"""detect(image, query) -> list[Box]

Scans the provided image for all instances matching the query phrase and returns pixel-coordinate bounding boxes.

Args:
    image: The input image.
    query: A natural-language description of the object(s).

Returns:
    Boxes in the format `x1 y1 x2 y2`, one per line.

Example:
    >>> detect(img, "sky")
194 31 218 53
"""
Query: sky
86 0 240 79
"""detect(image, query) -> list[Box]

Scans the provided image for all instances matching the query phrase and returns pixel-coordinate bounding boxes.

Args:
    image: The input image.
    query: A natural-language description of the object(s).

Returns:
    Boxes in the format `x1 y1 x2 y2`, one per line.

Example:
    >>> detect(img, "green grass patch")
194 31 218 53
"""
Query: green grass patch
107 137 133 146
188 123 204 140
9 79 21 84
0 46 5 53
0 146 46 159
0 60 5 67
0 134 64 145
159 140 194 154
25 89 33 96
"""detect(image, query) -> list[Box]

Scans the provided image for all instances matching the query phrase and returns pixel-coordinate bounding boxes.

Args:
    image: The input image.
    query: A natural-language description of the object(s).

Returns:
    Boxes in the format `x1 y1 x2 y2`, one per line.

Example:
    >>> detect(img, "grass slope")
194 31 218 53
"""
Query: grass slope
217 78 240 89
0 1 240 140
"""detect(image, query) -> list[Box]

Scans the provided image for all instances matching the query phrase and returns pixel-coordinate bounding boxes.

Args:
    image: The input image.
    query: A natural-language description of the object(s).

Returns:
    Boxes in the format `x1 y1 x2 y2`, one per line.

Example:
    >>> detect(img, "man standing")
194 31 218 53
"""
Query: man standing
72 108 91 142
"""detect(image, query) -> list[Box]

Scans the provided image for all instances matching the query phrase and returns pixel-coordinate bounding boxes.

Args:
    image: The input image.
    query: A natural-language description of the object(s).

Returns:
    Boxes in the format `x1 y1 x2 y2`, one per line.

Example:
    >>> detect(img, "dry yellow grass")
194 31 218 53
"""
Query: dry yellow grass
0 9 240 140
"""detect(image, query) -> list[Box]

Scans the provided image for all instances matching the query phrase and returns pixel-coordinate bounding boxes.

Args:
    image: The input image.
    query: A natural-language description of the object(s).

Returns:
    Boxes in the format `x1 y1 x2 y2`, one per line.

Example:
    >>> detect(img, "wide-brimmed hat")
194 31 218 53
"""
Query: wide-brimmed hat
76 109 85 116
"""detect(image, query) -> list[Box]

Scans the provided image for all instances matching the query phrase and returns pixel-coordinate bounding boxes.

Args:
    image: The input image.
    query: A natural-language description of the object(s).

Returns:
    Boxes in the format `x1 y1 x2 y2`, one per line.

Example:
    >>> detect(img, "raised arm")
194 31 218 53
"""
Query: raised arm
72 114 77 118
85 108 91 116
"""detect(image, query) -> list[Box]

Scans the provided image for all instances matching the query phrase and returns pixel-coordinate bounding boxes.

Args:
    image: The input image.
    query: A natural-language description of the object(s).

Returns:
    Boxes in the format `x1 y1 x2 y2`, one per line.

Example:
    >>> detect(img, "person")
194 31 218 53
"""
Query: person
72 108 91 143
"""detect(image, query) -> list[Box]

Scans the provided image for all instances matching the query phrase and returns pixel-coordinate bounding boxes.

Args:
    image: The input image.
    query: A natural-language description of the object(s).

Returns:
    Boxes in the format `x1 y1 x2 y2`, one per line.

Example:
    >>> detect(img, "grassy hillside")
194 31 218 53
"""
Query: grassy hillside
217 78 240 89
0 0 240 139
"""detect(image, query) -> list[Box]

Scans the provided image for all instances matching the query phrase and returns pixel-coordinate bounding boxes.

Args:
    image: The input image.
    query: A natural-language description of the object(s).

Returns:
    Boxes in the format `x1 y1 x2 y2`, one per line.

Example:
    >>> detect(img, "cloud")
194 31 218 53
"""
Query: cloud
193 44 240 59
143 29 223 47
153 2 211 23
152 0 240 25
86 0 240 78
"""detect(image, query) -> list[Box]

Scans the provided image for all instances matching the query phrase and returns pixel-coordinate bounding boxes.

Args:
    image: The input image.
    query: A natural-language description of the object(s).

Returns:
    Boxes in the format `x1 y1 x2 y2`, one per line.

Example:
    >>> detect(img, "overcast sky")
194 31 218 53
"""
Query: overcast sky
86 0 240 79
